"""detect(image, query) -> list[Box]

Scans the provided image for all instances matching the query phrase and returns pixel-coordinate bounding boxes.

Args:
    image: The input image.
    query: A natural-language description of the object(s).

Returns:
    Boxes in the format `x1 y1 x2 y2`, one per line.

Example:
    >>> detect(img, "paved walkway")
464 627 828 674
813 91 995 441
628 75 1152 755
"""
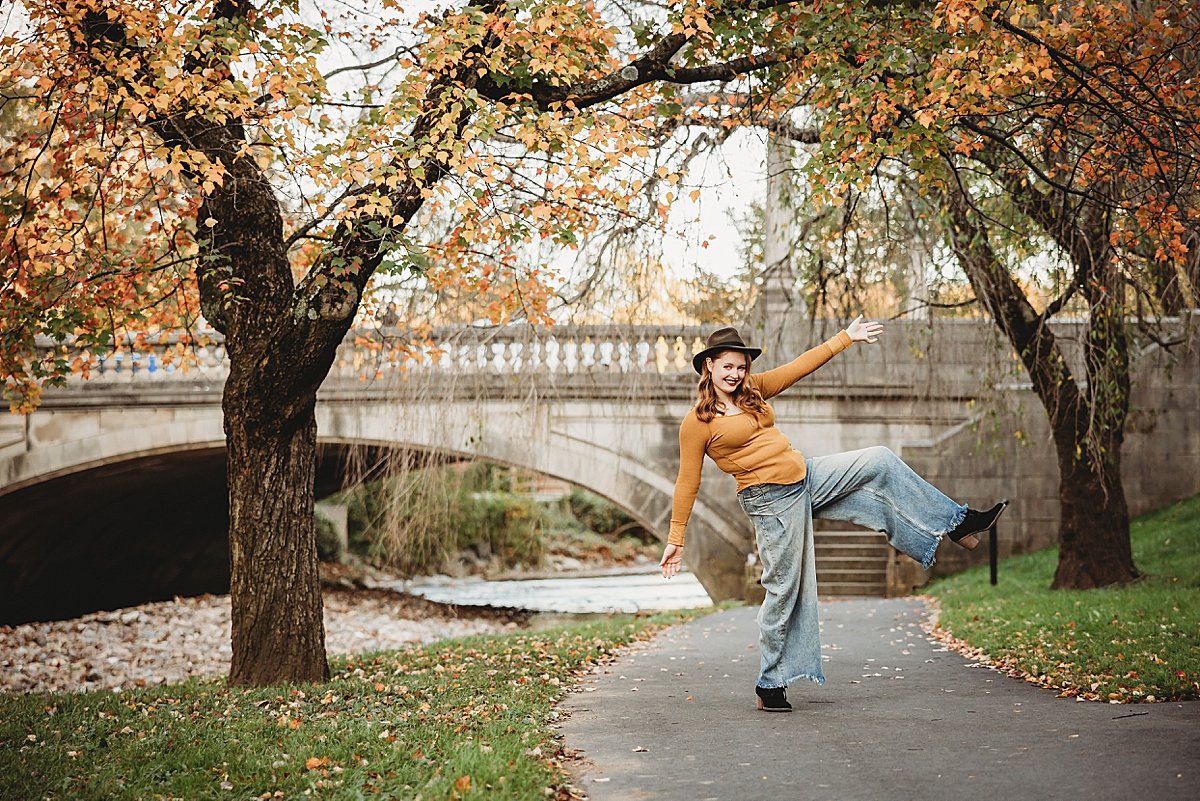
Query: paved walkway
561 599 1200 801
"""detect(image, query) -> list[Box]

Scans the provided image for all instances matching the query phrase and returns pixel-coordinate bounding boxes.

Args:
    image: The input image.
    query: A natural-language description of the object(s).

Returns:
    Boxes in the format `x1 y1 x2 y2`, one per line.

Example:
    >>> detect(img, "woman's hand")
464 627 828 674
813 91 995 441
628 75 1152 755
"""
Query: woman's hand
660 544 683 579
846 314 884 344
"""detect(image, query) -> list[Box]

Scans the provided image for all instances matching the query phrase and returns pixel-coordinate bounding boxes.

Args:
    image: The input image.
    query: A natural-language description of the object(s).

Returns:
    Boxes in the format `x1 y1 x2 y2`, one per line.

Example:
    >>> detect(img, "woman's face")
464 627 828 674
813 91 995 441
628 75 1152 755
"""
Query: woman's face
707 351 748 394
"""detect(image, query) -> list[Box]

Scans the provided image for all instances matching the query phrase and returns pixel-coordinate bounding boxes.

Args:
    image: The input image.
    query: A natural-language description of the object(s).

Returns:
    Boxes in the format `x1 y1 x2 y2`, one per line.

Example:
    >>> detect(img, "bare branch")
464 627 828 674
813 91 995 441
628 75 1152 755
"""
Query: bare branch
322 45 420 83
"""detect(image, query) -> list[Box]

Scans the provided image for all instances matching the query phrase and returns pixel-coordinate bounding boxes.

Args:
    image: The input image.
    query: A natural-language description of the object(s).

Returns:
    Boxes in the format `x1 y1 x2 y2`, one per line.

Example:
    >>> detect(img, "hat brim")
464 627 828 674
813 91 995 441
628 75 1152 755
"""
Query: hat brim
693 345 762 374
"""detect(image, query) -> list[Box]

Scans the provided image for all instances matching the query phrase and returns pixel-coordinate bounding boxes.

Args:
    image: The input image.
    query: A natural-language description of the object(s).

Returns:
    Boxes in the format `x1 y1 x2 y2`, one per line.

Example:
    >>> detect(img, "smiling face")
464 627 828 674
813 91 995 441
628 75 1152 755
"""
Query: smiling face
706 350 749 396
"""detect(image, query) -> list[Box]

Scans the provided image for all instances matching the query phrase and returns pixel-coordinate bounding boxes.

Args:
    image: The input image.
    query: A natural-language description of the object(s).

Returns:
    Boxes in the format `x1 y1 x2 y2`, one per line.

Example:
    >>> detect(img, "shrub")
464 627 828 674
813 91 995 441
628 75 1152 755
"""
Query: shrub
315 510 343 562
336 463 549 575
335 465 656 576
566 488 653 543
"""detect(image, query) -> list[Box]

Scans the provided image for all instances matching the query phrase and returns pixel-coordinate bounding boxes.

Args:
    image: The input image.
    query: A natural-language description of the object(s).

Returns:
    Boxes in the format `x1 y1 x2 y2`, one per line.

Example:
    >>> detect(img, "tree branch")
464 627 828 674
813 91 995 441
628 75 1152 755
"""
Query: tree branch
477 0 803 110
942 158 1085 433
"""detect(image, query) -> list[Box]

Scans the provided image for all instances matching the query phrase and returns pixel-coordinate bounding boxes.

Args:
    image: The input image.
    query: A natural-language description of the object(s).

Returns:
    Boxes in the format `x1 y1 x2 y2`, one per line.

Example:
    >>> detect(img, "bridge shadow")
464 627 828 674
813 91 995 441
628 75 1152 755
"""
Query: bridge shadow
0 443 461 625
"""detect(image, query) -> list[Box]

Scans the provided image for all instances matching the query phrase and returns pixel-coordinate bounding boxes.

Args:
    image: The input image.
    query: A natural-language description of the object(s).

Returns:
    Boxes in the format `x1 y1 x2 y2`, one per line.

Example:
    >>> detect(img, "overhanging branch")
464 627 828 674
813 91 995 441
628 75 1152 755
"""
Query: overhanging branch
477 0 804 110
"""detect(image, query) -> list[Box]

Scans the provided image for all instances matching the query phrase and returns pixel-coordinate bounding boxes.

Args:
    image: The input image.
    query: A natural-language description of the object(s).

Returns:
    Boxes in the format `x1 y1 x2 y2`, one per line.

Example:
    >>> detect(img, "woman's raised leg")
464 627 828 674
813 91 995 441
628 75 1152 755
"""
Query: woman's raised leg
805 446 967 569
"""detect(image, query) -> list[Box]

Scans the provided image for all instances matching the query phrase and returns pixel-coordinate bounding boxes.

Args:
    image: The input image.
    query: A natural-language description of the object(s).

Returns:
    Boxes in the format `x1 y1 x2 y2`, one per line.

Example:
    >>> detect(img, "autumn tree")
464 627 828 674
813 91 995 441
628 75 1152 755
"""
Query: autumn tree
761 0 1198 588
1 0 819 685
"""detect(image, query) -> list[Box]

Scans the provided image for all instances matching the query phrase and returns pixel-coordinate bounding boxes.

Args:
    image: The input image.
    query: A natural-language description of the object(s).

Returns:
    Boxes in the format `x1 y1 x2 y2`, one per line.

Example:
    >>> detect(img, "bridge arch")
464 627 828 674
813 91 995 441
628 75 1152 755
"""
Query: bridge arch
0 399 750 624
316 400 748 599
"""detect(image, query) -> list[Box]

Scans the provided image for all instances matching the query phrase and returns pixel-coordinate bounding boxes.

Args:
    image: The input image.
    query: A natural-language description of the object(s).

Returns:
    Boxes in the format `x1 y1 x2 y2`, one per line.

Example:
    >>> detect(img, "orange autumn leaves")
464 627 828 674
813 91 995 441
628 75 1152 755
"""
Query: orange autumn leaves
0 0 697 409
0 0 320 408
801 0 1198 283
6 0 1195 413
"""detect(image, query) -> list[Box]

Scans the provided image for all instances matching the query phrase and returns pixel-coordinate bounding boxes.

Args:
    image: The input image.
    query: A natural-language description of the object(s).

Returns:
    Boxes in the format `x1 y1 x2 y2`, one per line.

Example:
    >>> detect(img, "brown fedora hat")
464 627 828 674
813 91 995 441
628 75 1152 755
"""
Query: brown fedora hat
692 326 762 374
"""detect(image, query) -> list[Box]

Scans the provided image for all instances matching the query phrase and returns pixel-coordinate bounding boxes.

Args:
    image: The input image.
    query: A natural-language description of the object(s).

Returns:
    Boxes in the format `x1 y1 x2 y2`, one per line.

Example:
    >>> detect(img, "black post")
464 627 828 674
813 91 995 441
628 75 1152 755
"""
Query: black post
988 521 998 586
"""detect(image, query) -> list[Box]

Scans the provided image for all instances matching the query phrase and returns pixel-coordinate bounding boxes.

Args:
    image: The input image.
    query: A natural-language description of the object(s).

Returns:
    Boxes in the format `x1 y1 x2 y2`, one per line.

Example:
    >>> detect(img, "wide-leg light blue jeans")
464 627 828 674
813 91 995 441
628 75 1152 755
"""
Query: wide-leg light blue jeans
736 446 967 689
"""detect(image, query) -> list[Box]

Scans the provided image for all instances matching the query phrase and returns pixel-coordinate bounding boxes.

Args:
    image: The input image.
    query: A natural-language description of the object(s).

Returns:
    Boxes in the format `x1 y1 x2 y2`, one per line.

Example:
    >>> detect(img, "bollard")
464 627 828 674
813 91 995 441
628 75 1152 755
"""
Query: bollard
989 521 999 586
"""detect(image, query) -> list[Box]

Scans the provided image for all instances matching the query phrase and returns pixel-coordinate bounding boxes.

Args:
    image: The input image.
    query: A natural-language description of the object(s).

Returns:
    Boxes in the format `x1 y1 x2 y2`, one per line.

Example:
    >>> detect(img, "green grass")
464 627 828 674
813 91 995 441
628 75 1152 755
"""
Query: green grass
0 610 706 800
925 493 1200 703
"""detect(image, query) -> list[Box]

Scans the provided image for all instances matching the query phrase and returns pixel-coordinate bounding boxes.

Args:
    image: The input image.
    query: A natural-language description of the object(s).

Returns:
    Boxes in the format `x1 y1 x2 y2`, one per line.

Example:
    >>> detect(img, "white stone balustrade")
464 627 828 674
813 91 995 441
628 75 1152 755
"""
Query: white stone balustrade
33 325 711 386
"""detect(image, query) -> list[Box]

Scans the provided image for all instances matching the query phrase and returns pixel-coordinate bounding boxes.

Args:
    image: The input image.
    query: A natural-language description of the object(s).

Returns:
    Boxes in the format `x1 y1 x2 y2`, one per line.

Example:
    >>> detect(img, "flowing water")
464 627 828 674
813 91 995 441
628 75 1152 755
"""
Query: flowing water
382 568 713 614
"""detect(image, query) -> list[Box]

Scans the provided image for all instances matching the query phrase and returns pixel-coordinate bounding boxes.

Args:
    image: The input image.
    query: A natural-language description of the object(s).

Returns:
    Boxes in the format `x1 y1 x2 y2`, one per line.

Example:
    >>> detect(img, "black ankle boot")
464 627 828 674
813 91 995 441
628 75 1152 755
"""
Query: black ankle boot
949 500 1009 550
755 685 792 712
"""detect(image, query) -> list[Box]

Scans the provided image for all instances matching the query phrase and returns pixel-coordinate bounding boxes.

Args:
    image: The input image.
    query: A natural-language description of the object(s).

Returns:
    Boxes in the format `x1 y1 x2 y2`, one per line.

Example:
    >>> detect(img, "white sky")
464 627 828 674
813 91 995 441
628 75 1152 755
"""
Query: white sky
662 132 766 281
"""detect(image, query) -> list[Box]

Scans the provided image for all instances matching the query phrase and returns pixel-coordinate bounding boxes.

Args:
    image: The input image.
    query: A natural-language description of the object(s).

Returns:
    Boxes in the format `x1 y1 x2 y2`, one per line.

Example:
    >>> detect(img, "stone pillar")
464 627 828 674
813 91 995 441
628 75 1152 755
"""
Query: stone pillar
904 235 931 320
746 132 805 359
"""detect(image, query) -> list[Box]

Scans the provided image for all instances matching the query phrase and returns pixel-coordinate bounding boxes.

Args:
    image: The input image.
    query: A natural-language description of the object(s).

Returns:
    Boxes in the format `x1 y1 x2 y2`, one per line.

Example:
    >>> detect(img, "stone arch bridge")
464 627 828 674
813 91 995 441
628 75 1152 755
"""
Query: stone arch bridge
3 320 1197 624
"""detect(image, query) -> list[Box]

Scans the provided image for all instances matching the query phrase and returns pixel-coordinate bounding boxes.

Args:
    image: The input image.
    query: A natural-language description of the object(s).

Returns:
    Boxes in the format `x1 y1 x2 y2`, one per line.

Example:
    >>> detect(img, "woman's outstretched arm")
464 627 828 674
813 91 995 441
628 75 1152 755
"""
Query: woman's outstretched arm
753 315 884 399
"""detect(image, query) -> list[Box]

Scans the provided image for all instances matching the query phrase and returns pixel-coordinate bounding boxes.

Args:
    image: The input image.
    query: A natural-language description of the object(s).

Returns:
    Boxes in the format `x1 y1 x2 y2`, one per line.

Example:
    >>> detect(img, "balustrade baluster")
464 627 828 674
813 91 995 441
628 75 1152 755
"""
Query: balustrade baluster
635 339 652 373
654 336 669 373
597 341 614 372
562 339 579 374
489 342 505 372
617 340 633 373
669 336 686 372
436 344 449 370
690 336 706 371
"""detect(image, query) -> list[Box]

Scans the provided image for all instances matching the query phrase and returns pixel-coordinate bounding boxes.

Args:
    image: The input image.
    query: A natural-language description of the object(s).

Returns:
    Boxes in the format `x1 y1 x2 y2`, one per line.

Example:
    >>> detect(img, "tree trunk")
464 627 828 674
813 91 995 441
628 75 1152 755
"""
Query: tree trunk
194 144 339 686
225 384 329 686
1052 438 1137 589
1053 226 1140 588
943 182 1141 589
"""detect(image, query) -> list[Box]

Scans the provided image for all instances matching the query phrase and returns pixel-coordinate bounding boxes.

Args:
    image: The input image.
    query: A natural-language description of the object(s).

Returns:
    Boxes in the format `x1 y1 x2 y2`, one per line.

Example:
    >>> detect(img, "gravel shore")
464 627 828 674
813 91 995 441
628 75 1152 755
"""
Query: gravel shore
0 587 518 695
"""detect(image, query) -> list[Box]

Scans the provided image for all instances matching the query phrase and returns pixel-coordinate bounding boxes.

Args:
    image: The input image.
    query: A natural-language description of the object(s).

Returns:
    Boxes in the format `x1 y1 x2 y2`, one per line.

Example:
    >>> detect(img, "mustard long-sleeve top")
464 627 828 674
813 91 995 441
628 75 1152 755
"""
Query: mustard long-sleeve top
668 330 855 547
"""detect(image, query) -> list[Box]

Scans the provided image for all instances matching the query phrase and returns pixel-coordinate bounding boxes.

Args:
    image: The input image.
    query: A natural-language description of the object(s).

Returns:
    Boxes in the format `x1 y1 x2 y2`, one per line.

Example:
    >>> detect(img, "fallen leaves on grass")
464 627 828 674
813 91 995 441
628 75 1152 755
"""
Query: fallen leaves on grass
922 599 1172 704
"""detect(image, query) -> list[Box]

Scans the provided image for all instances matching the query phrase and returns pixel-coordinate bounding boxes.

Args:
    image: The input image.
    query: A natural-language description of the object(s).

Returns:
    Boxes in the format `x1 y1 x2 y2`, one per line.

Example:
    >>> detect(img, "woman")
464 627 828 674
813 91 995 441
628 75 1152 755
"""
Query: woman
659 317 1006 712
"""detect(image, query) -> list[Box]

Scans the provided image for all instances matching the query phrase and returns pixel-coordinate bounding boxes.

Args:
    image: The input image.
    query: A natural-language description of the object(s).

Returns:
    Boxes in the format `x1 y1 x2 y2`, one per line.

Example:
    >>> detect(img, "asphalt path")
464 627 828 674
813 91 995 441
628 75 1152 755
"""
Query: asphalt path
561 599 1200 801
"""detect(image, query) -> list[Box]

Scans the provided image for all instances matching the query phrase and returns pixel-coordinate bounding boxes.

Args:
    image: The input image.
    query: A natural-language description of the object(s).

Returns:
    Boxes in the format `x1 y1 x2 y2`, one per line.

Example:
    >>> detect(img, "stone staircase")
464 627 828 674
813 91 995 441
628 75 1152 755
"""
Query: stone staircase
814 530 891 597
744 527 927 602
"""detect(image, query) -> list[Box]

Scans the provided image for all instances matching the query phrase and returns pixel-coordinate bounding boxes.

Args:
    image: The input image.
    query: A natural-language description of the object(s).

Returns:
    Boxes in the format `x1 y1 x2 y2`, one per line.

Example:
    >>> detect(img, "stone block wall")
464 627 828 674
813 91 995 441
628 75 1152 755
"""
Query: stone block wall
902 326 1200 577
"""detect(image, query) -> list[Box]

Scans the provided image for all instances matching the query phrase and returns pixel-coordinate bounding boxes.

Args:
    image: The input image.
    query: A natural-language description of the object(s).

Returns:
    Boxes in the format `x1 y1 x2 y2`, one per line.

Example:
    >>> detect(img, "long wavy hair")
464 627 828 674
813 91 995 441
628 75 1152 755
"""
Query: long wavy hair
695 351 769 423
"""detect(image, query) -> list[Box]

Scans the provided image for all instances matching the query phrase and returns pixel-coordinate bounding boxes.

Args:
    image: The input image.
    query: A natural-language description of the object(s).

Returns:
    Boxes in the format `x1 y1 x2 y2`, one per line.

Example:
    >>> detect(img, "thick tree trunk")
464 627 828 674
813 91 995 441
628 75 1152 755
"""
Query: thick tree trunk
225 383 329 686
944 183 1140 589
1052 240 1140 588
1052 441 1137 589
194 143 341 686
